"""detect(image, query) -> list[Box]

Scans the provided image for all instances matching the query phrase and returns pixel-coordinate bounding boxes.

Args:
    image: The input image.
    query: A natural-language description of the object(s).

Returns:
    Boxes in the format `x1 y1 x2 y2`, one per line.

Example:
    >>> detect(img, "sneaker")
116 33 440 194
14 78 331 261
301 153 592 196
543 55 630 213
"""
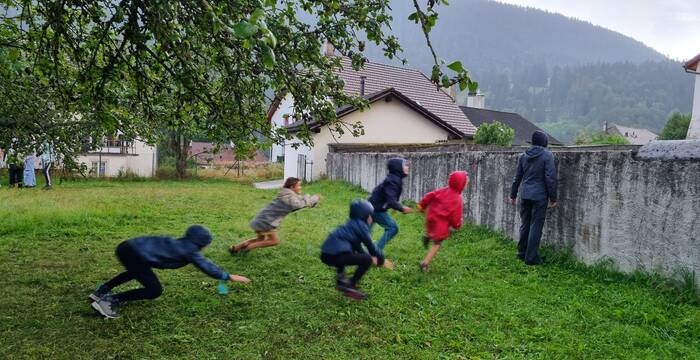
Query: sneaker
88 284 111 301
419 262 429 273
91 297 119 319
422 236 430 249
338 285 366 300
335 273 351 289
525 257 543 266
228 245 240 255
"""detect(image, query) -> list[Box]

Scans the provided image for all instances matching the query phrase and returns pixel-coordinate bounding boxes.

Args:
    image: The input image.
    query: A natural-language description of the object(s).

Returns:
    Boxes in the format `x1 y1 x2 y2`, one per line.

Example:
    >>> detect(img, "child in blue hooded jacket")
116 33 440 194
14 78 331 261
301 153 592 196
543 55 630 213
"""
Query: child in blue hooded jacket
320 200 389 300
368 158 413 253
90 225 250 318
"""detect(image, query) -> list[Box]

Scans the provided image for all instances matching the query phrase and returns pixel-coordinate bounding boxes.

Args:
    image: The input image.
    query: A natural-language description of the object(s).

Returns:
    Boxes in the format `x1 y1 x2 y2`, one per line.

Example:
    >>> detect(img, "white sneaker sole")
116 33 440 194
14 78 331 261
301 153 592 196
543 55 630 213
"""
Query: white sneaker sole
88 294 101 301
91 301 118 319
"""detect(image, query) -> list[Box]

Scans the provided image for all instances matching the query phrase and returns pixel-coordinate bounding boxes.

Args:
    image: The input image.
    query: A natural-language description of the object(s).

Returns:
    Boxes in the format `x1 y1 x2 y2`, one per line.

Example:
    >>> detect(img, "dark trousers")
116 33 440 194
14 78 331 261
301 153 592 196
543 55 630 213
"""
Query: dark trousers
8 164 22 186
320 252 372 286
104 242 163 303
517 199 548 263
42 162 52 186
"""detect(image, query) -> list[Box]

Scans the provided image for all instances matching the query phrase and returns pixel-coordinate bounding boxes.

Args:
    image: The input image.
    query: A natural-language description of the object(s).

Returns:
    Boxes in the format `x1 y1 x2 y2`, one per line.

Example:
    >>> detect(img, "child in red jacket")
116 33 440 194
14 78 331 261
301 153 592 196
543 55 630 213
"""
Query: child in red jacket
417 171 468 272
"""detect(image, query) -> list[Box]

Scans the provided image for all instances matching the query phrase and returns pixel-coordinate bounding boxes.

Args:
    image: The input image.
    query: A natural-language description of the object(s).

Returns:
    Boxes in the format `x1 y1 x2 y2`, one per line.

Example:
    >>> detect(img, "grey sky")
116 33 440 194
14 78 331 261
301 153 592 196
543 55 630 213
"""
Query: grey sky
495 0 700 60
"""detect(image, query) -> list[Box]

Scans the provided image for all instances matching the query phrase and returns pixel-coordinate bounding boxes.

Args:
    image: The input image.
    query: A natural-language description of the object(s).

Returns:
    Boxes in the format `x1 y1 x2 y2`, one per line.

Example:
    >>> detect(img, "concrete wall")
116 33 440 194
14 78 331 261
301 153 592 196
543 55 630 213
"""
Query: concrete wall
688 75 700 139
327 147 700 285
284 100 452 181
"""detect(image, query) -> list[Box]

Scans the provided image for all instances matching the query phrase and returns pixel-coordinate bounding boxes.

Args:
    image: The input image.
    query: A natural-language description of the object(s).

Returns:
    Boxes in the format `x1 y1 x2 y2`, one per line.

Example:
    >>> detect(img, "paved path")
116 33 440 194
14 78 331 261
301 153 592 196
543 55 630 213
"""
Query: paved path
253 179 284 189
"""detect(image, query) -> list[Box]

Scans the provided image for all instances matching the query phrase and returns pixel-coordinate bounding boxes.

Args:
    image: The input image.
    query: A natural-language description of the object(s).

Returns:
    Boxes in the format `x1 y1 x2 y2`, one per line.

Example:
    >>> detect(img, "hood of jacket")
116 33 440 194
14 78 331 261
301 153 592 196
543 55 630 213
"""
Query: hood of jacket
531 130 549 147
349 199 374 223
386 158 407 178
448 171 468 192
180 225 212 249
524 146 546 162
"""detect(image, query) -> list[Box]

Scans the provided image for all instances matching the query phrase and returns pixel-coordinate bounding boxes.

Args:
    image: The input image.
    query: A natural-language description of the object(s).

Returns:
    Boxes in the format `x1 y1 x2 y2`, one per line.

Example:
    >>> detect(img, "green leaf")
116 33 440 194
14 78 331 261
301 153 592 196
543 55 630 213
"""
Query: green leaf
408 12 419 23
262 45 276 69
8 48 20 61
447 61 464 73
233 21 259 38
264 0 277 7
250 9 265 24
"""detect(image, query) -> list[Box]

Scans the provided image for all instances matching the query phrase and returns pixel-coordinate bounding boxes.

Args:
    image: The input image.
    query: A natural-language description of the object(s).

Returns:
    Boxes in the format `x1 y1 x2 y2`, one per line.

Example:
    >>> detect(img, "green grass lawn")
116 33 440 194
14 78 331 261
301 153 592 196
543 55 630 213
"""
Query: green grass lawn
1 180 699 359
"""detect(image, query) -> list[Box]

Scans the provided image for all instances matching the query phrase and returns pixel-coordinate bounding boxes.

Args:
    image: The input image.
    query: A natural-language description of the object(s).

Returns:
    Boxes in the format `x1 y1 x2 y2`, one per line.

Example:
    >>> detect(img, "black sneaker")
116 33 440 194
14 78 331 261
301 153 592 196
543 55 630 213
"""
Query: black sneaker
88 284 111 301
525 258 543 266
419 262 429 273
335 274 351 290
339 285 366 300
91 297 119 319
517 253 525 261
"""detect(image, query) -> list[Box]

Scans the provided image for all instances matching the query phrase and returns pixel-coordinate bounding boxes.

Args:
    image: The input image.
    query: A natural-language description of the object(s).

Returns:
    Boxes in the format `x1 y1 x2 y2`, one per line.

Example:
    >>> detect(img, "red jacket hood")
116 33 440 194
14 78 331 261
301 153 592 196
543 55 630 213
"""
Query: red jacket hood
448 171 468 192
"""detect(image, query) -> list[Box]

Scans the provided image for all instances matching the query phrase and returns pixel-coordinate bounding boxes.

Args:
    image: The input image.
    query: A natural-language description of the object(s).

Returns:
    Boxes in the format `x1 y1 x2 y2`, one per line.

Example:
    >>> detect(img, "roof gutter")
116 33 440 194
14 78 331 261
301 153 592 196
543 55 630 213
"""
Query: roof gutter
684 67 700 75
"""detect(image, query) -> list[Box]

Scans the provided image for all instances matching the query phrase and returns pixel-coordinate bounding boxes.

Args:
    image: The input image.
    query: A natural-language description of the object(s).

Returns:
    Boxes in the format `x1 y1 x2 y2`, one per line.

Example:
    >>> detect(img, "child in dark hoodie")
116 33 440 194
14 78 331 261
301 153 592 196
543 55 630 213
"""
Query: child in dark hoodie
90 225 250 319
417 171 468 272
320 200 387 300
368 158 412 253
510 130 558 265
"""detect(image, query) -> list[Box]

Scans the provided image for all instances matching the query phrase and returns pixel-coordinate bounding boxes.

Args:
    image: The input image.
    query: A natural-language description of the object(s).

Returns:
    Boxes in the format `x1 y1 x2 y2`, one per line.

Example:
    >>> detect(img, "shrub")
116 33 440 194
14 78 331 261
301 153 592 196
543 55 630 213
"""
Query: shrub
659 112 691 140
575 132 630 145
474 121 515 146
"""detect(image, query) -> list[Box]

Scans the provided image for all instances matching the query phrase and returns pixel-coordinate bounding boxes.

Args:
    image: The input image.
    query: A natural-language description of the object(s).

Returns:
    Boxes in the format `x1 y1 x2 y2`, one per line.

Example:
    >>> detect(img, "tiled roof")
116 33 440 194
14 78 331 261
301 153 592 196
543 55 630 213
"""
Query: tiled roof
607 124 658 145
335 57 476 136
287 88 464 138
460 106 563 146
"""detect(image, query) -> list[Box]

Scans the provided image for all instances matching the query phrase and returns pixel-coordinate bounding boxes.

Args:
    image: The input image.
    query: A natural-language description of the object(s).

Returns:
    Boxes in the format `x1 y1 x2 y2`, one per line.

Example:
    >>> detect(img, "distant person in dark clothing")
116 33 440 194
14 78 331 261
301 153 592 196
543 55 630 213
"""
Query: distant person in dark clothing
90 225 250 319
510 131 558 265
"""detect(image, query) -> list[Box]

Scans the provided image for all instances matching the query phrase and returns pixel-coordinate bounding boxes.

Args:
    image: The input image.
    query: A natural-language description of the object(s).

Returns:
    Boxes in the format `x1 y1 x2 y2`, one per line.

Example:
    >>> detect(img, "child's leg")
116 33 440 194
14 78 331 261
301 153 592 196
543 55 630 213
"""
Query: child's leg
241 231 279 251
421 242 442 266
321 253 371 286
111 267 163 303
106 243 163 303
373 212 398 251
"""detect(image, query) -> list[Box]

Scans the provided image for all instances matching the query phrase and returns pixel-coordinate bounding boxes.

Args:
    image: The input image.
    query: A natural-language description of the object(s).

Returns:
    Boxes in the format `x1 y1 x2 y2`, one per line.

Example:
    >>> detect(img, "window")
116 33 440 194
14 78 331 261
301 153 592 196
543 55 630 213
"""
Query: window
91 161 107 176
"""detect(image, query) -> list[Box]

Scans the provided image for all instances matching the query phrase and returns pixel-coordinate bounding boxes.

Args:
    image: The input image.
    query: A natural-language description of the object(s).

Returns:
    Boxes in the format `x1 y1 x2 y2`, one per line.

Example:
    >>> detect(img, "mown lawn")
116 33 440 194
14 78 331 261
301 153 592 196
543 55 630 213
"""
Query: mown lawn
1 180 698 359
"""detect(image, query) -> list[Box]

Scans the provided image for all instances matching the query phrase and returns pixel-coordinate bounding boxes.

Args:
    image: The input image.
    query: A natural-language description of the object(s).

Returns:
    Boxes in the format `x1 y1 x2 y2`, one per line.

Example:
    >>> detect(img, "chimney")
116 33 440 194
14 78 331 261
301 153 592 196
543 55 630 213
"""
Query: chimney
323 41 335 57
466 92 485 109
449 84 457 102
360 76 366 96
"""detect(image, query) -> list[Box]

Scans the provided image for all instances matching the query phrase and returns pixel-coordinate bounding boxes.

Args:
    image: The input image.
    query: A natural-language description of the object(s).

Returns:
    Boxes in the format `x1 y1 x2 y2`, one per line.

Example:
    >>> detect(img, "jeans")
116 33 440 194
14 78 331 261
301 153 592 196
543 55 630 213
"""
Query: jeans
517 199 548 263
320 252 372 286
104 242 163 303
371 211 398 251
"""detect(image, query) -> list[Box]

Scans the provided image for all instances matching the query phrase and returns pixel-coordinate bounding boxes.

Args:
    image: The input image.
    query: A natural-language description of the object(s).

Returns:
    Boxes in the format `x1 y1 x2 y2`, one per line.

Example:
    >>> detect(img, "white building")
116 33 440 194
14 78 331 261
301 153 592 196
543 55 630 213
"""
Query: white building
684 53 700 139
77 136 157 177
268 57 476 181
605 124 658 145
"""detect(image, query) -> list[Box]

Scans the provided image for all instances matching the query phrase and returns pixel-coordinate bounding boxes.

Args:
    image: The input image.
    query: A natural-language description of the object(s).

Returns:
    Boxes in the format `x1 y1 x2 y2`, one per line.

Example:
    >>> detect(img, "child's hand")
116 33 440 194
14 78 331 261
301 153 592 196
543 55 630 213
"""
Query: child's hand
402 206 413 214
416 204 425 213
371 257 378 266
383 259 394 270
229 274 251 284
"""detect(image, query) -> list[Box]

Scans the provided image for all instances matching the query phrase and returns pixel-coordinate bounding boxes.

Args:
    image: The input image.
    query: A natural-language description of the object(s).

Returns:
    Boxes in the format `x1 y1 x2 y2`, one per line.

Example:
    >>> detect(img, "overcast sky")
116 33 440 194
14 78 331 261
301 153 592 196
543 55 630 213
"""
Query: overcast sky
495 0 699 61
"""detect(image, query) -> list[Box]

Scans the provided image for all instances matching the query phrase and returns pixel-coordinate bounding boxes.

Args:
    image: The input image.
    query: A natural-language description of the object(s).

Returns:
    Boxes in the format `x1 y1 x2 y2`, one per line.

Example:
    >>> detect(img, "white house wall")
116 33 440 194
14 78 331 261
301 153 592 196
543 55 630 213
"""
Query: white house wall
270 94 295 162
77 140 157 177
688 75 700 139
284 99 451 181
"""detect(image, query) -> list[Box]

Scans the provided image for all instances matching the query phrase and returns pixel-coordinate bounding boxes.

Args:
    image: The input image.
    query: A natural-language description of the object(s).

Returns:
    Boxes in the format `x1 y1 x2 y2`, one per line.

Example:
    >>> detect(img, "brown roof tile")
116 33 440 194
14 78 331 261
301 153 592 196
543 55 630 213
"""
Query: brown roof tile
335 57 476 135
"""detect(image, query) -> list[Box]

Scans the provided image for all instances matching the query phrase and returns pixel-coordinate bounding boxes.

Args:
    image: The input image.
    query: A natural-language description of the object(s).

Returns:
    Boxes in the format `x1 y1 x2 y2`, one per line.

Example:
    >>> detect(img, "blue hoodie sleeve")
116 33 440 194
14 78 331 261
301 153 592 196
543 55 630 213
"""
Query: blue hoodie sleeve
383 179 404 212
357 224 385 266
510 155 524 199
544 152 558 202
187 252 229 280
